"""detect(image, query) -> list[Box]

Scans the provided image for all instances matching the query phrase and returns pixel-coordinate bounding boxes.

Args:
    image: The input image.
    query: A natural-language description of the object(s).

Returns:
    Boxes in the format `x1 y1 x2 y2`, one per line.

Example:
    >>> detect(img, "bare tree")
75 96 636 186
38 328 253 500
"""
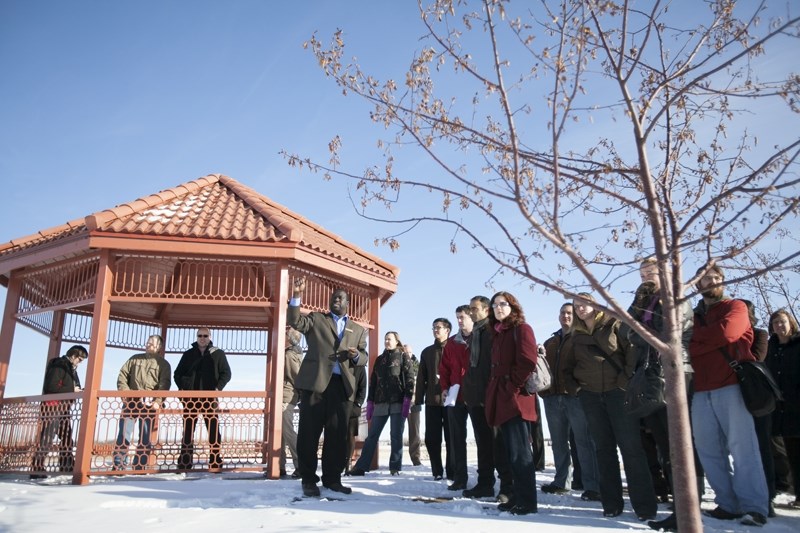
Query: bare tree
283 1 800 529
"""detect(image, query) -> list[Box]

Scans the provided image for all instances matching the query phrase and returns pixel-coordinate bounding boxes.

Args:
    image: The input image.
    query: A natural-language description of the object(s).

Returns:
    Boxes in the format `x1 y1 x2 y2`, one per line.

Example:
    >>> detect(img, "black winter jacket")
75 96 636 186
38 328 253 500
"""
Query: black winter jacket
368 348 413 404
42 356 80 394
766 333 800 437
174 342 232 391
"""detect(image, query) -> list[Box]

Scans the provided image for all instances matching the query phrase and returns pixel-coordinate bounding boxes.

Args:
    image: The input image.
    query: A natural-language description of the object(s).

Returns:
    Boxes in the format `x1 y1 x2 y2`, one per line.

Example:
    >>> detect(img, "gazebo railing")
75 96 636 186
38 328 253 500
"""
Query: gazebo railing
1 391 279 477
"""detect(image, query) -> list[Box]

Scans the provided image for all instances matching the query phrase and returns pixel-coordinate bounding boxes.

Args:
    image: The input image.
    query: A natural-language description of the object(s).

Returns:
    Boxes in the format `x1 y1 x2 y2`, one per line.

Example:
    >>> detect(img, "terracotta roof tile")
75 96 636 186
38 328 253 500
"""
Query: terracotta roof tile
0 174 398 280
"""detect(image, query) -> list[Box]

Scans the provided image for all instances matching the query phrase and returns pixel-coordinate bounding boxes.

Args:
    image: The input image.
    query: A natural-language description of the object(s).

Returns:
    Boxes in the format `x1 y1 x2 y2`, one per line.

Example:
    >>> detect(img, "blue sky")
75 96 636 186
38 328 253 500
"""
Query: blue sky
0 1 575 396
1 1 796 397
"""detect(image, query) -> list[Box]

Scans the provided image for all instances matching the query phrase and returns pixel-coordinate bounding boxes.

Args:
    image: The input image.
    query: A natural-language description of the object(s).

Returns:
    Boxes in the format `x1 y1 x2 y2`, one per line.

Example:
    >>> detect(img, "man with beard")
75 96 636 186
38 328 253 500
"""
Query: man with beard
461 295 514 502
287 277 368 497
689 265 769 527
415 318 454 481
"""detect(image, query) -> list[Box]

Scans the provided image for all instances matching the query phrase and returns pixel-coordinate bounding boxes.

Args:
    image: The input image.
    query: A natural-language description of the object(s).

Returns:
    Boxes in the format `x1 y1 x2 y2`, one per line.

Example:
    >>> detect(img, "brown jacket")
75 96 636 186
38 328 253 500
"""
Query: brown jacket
563 315 634 394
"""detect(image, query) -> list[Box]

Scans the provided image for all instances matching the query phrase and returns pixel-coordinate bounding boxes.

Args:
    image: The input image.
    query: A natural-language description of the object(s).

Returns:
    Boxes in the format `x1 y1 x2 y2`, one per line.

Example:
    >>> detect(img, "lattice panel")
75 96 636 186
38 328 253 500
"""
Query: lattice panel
112 255 276 302
165 326 269 356
17 256 99 314
288 266 372 325
17 310 54 336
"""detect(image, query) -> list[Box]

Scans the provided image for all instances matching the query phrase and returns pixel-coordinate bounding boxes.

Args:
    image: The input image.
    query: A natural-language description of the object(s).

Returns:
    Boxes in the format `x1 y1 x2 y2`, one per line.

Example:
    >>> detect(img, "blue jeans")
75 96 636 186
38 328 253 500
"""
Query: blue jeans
691 384 768 516
355 409 405 472
113 407 154 468
542 394 599 492
579 389 658 517
499 415 537 509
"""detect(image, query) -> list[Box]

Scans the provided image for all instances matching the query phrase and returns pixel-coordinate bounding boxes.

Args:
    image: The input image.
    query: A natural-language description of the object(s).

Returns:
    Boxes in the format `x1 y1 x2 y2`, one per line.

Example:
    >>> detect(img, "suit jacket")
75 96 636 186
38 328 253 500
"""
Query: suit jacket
287 304 368 402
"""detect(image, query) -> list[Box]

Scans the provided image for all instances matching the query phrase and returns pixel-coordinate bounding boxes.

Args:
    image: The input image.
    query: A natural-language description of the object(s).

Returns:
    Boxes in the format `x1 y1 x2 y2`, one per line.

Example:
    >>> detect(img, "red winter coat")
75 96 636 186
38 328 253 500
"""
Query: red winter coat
690 298 755 392
438 333 469 403
485 322 539 427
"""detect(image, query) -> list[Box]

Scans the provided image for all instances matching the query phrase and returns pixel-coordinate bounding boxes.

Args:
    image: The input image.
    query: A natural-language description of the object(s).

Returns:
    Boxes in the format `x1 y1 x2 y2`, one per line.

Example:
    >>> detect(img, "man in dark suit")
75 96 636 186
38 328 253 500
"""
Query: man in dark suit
287 277 368 497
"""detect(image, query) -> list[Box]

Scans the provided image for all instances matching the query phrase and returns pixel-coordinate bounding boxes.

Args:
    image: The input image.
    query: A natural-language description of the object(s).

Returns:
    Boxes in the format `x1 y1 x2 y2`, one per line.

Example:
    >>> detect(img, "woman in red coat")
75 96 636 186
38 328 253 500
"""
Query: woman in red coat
485 291 539 515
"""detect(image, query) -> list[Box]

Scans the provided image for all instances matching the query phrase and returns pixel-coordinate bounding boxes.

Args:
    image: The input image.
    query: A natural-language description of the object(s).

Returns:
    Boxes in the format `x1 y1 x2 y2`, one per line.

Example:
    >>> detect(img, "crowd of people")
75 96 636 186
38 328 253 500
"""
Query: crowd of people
30 266 799 530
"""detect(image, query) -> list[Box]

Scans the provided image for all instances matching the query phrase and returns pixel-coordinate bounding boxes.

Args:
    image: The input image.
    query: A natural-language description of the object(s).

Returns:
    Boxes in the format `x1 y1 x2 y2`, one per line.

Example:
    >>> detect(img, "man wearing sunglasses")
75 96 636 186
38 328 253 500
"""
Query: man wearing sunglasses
174 327 232 471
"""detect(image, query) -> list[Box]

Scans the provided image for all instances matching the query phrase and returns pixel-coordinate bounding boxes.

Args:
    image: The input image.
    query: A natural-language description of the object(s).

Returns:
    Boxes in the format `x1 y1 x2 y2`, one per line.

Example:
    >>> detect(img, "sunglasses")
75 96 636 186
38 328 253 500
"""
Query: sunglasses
197 334 210 338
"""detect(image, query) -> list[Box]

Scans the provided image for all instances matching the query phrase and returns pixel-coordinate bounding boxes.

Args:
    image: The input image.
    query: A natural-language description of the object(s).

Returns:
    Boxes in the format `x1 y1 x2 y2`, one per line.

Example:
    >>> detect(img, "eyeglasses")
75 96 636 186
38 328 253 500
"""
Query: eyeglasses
492 302 510 309
197 334 210 338
432 326 447 331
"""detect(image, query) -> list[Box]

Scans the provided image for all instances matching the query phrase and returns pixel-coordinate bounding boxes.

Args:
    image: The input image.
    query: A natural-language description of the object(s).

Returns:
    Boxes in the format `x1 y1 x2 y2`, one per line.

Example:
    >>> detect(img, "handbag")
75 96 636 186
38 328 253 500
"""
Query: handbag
719 347 783 417
624 357 666 418
513 328 552 394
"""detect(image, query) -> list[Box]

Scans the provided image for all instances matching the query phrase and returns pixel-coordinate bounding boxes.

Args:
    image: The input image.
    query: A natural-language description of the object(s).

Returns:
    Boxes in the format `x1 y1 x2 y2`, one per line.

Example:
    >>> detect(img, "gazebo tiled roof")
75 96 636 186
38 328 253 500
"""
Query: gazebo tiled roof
0 174 398 282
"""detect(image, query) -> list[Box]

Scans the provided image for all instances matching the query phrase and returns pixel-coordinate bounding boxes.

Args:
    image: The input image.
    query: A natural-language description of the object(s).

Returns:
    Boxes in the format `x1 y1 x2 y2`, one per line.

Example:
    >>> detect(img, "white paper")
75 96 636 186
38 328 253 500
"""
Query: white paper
443 384 460 407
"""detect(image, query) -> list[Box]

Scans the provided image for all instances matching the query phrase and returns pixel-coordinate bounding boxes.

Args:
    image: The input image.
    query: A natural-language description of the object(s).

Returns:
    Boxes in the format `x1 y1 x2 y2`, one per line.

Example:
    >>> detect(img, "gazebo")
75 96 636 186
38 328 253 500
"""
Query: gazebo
0 174 398 484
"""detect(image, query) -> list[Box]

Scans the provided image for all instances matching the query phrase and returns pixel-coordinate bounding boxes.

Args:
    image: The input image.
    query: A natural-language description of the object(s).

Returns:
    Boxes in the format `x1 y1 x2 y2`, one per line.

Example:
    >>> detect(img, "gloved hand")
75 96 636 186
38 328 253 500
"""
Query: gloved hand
366 400 374 421
401 397 411 419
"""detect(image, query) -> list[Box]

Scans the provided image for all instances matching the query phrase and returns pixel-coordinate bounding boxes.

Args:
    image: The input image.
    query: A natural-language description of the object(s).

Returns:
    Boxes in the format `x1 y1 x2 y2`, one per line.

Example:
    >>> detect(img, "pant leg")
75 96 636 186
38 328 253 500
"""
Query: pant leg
772 436 793 493
500 416 537 510
319 375 350 486
297 389 326 484
203 399 223 468
281 402 299 472
355 412 389 471
424 405 445 477
180 401 198 468
113 417 135 467
543 395 572 489
579 390 624 514
407 408 421 464
468 404 497 489
565 395 599 493
447 403 469 485
605 390 658 518
784 436 800 499
753 413 776 500
390 412 405 471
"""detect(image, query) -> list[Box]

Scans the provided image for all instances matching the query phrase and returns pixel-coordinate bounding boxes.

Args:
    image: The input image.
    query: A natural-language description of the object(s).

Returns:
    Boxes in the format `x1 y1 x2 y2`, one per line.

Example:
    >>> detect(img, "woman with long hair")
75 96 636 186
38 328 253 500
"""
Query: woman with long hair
485 291 539 515
349 331 414 476
562 292 658 520
766 309 800 507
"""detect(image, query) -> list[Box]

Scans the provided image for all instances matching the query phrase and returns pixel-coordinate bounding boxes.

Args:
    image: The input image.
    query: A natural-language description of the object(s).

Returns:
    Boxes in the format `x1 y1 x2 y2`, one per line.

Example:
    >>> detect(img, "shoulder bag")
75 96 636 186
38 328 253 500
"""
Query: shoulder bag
719 347 783 417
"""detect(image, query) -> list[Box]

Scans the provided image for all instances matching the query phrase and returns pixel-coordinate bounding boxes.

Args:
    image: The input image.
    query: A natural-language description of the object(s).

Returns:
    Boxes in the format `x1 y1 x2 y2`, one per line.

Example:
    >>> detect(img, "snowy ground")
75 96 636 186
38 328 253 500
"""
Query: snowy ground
1 443 797 533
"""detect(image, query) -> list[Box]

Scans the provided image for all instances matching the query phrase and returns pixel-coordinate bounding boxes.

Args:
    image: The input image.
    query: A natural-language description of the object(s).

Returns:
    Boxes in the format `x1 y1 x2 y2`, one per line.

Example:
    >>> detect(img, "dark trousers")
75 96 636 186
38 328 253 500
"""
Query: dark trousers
424 404 452 479
32 402 75 473
569 430 583 489
500 415 537 510
407 408 421 464
468 404 513 495
754 413 776 500
180 398 222 468
785 436 800 499
345 407 360 472
773 436 794 493
297 375 349 486
447 402 469 485
580 389 658 517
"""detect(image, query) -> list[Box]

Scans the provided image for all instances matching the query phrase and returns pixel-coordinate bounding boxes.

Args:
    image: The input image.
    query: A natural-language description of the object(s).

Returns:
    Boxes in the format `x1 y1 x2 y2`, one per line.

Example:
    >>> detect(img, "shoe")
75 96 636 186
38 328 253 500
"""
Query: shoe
510 504 537 515
280 470 287 477
412 461 422 466
29 474 46 480
302 482 320 497
648 513 677 532
462 485 494 499
390 470 400 476
541 483 570 495
291 471 300 479
323 482 352 495
497 493 511 504
498 498 517 512
703 506 743 520
279 472 293 480
433 475 444 481
580 490 601 501
603 509 623 518
447 481 467 491
638 513 657 521
768 501 776 518
740 512 767 526
348 467 366 476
